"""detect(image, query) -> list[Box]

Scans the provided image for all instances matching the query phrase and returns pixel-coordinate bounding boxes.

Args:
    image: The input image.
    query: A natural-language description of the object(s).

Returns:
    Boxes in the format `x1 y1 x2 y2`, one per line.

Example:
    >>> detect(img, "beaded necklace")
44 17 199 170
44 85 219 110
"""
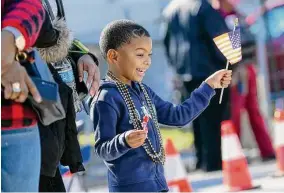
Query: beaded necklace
106 71 165 165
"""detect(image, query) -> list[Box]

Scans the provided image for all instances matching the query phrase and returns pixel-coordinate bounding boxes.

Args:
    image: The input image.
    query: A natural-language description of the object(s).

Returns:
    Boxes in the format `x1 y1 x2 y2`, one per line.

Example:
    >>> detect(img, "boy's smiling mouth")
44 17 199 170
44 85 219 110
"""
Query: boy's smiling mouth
136 68 147 77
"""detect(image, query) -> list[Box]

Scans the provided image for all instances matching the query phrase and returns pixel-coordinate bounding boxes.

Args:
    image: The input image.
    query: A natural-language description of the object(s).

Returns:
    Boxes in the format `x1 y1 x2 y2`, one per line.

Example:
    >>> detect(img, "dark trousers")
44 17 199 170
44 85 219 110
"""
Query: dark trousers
39 167 66 192
183 79 230 172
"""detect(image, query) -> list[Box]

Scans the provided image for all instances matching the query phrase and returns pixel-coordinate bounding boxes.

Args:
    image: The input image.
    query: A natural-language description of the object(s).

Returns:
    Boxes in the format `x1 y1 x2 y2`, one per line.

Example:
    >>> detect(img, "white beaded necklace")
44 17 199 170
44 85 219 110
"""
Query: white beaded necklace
106 71 165 164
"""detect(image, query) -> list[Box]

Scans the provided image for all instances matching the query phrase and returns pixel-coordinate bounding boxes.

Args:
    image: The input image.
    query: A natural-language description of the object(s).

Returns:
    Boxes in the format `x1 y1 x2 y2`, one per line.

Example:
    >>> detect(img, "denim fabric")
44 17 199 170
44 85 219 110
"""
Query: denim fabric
1 126 41 192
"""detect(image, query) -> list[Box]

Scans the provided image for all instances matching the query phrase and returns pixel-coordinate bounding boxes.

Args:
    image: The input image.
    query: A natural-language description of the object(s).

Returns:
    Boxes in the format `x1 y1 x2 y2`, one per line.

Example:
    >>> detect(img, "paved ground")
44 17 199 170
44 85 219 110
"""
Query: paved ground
189 160 284 192
77 160 283 192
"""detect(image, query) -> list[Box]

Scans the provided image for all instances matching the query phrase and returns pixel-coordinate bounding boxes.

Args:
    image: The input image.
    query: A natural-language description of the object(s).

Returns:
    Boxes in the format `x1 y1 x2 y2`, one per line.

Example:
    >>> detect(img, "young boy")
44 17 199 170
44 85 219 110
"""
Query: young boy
91 19 232 192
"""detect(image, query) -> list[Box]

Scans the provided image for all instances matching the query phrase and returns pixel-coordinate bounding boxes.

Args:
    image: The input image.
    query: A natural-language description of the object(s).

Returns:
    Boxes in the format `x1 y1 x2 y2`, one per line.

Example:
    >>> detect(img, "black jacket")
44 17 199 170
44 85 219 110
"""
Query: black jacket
36 0 98 177
163 0 229 79
39 65 85 177
37 44 97 177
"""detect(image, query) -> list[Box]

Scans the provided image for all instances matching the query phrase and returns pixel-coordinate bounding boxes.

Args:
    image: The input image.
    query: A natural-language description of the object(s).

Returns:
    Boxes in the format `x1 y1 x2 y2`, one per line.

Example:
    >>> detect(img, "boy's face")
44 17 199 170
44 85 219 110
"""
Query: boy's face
107 36 152 84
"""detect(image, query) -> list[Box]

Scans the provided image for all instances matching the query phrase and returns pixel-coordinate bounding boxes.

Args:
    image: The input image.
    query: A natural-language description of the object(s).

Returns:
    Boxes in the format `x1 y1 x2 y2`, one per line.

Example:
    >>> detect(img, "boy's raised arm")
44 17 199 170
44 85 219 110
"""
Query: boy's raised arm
93 101 131 161
146 82 215 127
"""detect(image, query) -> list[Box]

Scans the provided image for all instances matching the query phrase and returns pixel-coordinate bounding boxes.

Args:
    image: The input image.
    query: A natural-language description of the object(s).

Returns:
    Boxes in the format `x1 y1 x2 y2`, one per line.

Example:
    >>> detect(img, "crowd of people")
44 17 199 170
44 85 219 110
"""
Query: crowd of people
1 0 275 192
163 0 275 172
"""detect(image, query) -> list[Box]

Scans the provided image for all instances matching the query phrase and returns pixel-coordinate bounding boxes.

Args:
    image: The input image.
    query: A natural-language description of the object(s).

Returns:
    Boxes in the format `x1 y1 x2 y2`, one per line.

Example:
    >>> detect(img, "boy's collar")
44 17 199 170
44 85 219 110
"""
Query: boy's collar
131 81 143 92
102 77 143 92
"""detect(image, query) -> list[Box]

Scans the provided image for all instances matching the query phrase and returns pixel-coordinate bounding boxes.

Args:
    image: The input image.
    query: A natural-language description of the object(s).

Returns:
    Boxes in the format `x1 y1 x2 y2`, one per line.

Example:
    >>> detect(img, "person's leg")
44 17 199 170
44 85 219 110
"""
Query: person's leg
183 80 203 169
245 65 275 158
1 126 41 192
230 85 243 138
199 88 230 172
52 167 66 192
39 175 54 192
39 168 66 192
192 118 202 169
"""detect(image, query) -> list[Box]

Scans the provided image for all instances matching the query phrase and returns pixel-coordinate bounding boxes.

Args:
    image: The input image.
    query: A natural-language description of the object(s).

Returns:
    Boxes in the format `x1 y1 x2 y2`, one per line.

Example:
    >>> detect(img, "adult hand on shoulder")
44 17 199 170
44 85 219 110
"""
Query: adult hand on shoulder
125 129 147 148
205 69 232 89
77 54 100 97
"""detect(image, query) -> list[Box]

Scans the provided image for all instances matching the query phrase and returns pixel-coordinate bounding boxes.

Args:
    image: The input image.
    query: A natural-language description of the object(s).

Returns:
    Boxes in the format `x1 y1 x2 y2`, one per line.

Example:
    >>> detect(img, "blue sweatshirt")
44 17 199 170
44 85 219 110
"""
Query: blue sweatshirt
90 80 215 192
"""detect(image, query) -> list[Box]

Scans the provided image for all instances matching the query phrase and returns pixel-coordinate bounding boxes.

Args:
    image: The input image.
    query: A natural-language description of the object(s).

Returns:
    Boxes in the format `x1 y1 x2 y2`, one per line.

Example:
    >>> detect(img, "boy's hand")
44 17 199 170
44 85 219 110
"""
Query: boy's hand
205 69 232 89
125 129 147 148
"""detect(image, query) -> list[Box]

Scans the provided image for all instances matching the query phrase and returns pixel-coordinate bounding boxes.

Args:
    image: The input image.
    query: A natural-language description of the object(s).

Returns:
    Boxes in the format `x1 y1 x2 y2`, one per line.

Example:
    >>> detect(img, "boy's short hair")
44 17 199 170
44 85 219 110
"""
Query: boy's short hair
99 19 150 58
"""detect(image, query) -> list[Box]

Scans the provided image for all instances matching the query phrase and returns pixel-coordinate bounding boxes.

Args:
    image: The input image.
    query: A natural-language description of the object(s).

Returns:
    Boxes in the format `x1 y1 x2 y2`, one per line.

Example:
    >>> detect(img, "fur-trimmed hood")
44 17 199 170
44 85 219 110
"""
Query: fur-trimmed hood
38 18 73 63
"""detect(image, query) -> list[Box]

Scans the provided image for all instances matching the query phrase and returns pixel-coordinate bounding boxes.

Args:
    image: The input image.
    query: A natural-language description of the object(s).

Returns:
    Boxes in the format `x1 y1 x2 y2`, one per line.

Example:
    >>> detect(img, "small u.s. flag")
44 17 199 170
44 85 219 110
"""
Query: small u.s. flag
213 22 242 65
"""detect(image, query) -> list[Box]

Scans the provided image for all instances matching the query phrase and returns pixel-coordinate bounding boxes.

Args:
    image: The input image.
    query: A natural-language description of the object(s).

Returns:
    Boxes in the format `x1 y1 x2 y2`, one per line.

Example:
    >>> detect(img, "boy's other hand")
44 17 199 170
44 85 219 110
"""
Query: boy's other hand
205 69 232 89
125 129 147 148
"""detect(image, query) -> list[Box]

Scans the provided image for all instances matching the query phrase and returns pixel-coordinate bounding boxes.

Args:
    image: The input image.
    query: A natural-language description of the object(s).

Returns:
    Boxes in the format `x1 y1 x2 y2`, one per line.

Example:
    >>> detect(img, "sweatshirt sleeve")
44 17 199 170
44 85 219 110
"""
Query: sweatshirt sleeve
93 101 131 161
2 0 45 49
147 82 215 127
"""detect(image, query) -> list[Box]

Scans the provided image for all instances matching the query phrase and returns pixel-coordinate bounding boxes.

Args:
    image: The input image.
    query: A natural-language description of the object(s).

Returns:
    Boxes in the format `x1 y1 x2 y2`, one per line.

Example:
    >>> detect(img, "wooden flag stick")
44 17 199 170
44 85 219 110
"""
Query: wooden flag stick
219 60 230 104
219 18 239 104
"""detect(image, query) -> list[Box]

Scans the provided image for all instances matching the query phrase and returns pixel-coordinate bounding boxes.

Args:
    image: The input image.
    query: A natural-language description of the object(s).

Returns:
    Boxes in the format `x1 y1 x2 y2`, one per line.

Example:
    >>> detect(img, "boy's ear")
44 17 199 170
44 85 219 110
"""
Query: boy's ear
107 49 118 64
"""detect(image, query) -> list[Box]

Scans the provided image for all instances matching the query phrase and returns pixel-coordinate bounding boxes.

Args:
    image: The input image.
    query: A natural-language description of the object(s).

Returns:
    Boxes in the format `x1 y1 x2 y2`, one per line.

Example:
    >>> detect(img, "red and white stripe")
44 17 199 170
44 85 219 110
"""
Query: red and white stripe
214 33 242 64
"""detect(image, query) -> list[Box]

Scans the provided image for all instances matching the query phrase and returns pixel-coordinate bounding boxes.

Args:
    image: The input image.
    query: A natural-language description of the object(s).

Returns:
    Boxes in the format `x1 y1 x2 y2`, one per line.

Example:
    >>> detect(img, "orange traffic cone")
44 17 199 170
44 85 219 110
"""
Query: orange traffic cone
164 138 192 192
221 120 260 191
273 109 284 177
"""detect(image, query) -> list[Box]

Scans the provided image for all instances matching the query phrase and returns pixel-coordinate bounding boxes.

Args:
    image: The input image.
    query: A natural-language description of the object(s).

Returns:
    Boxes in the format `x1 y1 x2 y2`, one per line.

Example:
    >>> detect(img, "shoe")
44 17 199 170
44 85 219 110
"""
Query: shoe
262 155 276 162
194 161 202 170
202 164 222 172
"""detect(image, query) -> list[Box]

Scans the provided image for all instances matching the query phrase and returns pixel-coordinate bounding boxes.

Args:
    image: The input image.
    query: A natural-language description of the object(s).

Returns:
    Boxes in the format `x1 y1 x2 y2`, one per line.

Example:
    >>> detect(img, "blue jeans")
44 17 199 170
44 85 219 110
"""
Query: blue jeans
1 126 41 192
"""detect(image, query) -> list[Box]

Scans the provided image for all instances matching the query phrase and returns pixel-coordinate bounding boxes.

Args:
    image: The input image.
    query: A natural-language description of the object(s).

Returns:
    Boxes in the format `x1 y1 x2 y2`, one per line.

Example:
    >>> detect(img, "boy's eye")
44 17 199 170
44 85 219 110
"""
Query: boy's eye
149 53 152 57
137 54 144 57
